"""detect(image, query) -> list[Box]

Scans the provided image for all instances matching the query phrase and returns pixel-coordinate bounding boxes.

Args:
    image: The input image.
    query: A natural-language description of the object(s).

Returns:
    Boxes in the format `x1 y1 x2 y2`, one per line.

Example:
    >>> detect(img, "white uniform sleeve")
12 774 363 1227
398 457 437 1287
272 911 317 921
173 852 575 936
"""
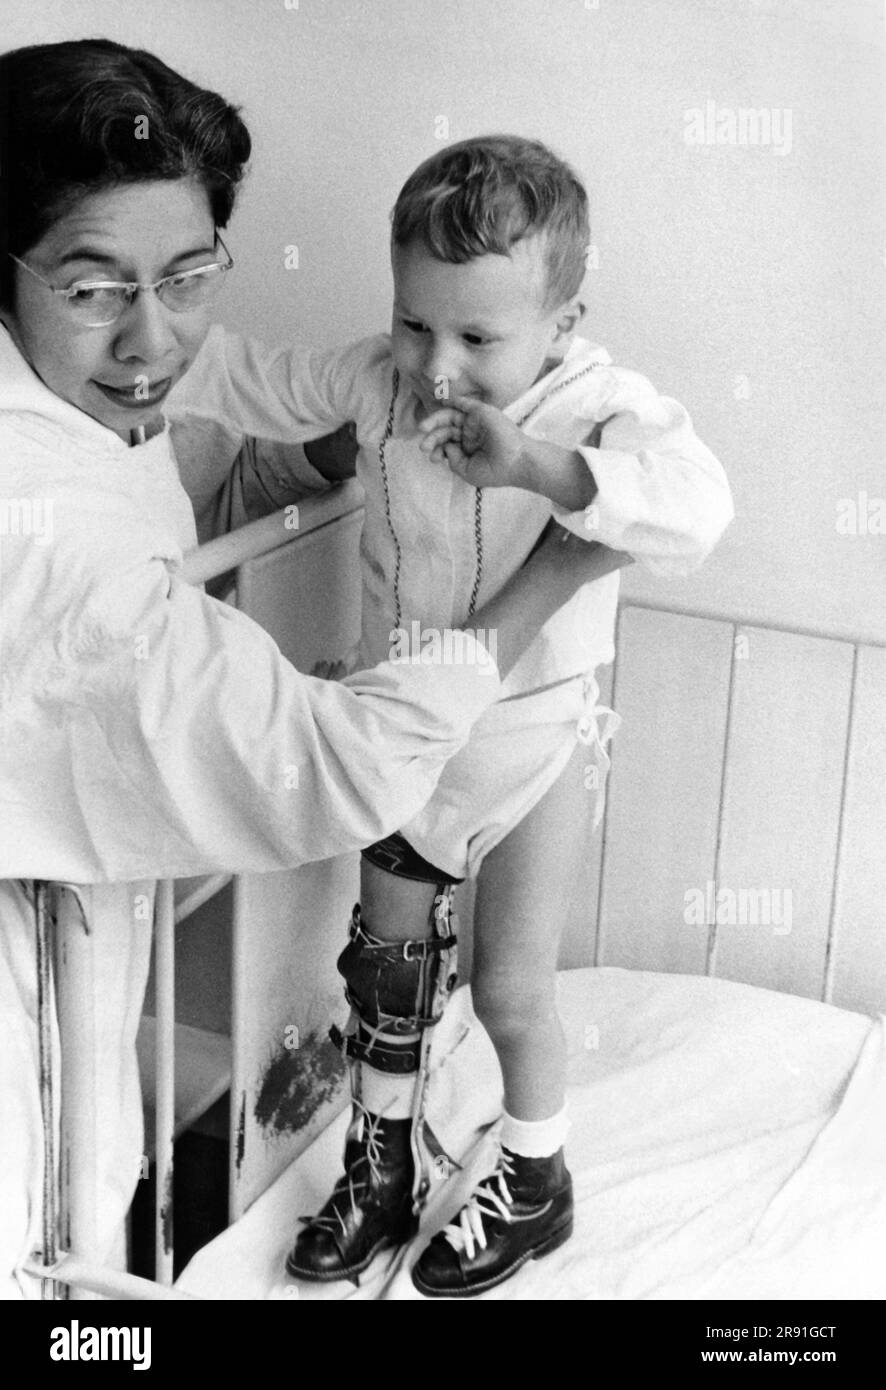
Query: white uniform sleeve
167 329 378 539
168 324 387 444
0 546 501 882
172 422 334 544
551 367 734 576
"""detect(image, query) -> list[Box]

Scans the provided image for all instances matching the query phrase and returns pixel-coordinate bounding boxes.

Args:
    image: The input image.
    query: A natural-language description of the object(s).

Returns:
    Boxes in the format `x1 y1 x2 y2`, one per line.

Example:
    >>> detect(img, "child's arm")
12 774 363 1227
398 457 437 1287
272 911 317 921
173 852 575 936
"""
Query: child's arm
304 421 359 482
419 373 734 574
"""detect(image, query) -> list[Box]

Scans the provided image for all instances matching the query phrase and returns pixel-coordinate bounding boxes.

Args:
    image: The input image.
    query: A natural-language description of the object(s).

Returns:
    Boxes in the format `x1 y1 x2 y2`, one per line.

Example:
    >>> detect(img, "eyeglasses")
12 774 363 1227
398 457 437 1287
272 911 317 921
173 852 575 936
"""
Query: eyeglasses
8 233 234 328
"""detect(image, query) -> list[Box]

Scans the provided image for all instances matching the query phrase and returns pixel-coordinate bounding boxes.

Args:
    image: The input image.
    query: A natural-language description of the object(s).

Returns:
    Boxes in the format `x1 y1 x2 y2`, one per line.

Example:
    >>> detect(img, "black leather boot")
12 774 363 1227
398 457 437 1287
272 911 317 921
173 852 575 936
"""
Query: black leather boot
285 1108 418 1282
412 1145 573 1297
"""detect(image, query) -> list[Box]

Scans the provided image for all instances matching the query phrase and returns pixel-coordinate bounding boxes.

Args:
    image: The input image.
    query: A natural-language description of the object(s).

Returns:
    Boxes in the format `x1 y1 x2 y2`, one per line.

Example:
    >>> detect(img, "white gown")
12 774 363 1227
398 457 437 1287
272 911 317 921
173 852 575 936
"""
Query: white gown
0 325 502 1297
170 328 734 877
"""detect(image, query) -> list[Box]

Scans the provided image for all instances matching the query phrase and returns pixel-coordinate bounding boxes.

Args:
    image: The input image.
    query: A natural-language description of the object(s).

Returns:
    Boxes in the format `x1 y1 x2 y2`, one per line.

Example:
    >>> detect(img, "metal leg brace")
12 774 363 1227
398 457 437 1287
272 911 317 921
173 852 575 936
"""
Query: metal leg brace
329 834 461 1212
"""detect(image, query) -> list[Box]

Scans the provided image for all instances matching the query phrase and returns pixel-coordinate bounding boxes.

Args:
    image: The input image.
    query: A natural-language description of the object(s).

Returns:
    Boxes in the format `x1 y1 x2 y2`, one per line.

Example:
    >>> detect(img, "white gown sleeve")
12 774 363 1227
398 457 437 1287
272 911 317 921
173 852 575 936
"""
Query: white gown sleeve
167 325 388 444
0 549 501 882
550 367 734 576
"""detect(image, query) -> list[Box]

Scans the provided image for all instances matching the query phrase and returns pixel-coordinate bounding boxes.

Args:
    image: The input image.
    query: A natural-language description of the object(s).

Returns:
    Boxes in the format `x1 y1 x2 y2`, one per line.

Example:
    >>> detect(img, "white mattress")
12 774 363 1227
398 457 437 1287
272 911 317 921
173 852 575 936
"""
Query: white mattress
177 967 886 1300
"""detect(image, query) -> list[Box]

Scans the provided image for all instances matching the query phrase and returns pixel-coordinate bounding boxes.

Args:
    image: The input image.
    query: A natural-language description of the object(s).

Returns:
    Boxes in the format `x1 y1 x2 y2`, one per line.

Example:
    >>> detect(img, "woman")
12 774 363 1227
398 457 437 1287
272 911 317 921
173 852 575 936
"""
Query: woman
0 38 627 1296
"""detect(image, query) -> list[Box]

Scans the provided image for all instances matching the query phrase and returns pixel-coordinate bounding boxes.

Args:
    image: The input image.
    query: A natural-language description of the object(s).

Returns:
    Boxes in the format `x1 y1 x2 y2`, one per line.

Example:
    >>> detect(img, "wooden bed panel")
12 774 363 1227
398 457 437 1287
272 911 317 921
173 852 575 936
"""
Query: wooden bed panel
712 627 853 1000
827 644 886 1016
236 507 364 670
230 862 355 1220
229 516 363 1218
595 606 733 975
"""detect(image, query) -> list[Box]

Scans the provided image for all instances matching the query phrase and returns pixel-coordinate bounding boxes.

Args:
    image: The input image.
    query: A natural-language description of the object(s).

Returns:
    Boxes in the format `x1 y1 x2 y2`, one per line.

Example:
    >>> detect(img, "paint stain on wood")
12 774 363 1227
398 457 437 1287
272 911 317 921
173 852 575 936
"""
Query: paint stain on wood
254 1029 346 1136
235 1093 246 1175
160 1167 174 1255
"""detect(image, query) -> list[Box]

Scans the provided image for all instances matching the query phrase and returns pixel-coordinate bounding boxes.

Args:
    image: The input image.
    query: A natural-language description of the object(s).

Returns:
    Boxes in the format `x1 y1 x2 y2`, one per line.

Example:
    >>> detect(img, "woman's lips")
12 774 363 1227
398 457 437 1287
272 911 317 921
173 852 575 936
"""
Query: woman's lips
93 377 173 409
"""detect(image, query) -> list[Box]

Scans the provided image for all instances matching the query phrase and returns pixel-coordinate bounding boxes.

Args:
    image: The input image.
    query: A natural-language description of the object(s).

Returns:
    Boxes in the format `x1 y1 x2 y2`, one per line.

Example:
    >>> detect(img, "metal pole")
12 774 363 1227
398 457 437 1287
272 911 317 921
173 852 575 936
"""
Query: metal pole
55 886 99 1300
34 882 57 1300
154 880 176 1283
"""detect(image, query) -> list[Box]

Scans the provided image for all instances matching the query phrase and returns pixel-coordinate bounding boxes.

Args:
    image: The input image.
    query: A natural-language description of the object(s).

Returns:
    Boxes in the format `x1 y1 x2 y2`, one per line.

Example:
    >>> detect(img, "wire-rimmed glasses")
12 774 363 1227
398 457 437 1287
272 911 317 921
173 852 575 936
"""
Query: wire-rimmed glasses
8 233 234 328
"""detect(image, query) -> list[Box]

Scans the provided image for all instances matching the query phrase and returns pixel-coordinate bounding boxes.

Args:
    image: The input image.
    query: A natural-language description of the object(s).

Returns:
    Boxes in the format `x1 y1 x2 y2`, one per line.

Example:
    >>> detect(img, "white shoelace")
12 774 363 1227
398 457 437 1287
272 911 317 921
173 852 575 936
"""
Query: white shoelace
300 1101 389 1238
442 1154 516 1261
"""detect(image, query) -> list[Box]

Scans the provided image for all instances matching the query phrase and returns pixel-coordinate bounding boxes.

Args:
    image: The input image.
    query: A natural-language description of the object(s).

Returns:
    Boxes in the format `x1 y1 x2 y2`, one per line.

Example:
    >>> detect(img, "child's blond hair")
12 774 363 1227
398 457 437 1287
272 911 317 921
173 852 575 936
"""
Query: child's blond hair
391 134 590 309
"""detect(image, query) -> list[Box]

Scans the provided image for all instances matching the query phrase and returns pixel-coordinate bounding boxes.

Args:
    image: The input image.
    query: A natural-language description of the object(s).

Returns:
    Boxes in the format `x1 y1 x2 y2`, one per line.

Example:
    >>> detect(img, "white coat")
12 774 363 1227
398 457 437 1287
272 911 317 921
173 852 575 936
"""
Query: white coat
0 324 502 1296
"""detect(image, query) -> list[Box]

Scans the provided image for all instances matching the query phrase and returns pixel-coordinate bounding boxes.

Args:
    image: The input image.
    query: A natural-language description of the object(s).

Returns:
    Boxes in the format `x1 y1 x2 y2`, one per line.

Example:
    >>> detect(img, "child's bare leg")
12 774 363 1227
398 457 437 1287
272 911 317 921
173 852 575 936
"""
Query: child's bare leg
360 856 437 942
471 790 570 1124
412 764 578 1297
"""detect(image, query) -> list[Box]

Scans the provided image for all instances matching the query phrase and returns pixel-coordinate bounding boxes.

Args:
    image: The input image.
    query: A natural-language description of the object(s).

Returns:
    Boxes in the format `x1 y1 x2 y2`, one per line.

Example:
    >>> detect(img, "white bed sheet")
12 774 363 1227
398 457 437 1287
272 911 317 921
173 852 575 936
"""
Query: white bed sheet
177 967 886 1301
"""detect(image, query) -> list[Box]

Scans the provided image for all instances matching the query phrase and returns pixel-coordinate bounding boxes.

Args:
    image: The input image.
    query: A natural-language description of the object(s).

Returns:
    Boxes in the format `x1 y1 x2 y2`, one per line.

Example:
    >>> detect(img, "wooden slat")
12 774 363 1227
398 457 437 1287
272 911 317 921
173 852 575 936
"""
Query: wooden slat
137 1020 232 1154
173 874 231 926
180 481 363 586
231 509 363 669
827 644 886 1014
713 627 853 998
596 607 733 974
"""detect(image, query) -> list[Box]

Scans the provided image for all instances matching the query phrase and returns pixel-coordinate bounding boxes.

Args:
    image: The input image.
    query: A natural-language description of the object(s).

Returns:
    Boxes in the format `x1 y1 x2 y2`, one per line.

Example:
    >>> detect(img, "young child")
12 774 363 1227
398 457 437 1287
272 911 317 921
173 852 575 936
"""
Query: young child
172 134 733 1296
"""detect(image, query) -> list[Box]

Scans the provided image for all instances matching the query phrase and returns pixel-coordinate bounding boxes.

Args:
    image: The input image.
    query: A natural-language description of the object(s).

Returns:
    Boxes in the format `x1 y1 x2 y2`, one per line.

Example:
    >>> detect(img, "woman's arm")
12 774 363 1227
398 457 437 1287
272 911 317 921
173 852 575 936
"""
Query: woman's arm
0 446 627 883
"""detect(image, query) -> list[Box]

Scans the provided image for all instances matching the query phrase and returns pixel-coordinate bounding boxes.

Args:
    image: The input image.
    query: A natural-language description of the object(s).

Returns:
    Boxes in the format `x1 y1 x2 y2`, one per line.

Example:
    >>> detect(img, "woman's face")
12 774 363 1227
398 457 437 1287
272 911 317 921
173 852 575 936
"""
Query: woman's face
3 178 218 441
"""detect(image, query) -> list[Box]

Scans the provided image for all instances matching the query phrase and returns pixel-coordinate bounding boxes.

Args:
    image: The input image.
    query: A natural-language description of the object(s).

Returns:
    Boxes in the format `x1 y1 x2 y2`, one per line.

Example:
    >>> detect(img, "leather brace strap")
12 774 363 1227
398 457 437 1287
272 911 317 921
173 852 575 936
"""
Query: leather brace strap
330 895 458 1073
361 831 463 886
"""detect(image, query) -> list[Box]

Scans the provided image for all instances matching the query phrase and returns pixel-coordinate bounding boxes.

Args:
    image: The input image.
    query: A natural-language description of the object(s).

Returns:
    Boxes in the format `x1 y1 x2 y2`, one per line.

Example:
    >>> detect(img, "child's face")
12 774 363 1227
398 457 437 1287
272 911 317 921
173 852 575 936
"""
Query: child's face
391 237 580 414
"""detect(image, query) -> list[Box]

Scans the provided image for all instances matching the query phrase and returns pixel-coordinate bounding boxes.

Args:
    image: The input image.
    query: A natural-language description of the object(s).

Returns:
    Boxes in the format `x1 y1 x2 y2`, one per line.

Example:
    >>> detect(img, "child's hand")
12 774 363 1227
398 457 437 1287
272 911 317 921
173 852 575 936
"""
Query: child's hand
417 396 529 490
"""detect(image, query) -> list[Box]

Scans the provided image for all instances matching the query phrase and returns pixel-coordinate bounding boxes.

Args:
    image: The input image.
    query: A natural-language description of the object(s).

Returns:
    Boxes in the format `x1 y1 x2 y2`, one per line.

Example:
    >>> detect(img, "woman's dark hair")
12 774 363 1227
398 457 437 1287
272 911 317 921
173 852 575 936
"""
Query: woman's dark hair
0 38 251 307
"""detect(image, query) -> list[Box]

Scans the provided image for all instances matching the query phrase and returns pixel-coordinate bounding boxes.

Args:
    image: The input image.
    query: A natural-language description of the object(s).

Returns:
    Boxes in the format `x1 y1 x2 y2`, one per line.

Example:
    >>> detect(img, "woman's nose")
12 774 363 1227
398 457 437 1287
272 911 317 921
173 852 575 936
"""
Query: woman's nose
112 289 179 364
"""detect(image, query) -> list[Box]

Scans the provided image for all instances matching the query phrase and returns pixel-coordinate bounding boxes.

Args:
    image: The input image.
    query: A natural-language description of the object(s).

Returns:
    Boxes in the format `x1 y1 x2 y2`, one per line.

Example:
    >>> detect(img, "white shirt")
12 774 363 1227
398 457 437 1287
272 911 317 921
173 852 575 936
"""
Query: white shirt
172 330 734 691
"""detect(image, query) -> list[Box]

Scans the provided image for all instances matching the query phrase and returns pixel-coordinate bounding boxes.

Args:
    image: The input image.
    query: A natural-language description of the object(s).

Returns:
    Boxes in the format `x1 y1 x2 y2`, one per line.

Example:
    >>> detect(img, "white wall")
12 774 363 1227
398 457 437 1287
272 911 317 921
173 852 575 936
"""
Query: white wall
6 0 885 643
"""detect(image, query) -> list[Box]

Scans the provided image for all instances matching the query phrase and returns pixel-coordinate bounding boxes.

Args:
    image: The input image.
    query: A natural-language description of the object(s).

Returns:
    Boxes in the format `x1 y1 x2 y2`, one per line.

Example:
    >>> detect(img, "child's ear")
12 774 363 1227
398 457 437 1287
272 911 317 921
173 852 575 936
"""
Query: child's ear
550 295 585 348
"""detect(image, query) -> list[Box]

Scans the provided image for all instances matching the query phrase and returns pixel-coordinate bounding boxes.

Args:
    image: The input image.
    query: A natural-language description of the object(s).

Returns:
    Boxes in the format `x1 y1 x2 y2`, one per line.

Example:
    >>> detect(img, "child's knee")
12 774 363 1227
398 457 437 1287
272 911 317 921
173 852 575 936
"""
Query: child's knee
471 970 555 1040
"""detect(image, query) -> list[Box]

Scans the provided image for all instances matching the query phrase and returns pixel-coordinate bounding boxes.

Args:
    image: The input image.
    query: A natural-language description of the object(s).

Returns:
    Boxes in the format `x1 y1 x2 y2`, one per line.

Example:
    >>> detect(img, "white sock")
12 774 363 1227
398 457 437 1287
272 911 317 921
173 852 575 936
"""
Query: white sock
500 1104 569 1158
357 1061 417 1120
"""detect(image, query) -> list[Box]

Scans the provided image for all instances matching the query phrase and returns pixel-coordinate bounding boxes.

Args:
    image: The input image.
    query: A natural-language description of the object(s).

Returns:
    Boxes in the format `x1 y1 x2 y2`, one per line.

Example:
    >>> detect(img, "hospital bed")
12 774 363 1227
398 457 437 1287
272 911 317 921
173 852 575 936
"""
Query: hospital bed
31 483 886 1300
